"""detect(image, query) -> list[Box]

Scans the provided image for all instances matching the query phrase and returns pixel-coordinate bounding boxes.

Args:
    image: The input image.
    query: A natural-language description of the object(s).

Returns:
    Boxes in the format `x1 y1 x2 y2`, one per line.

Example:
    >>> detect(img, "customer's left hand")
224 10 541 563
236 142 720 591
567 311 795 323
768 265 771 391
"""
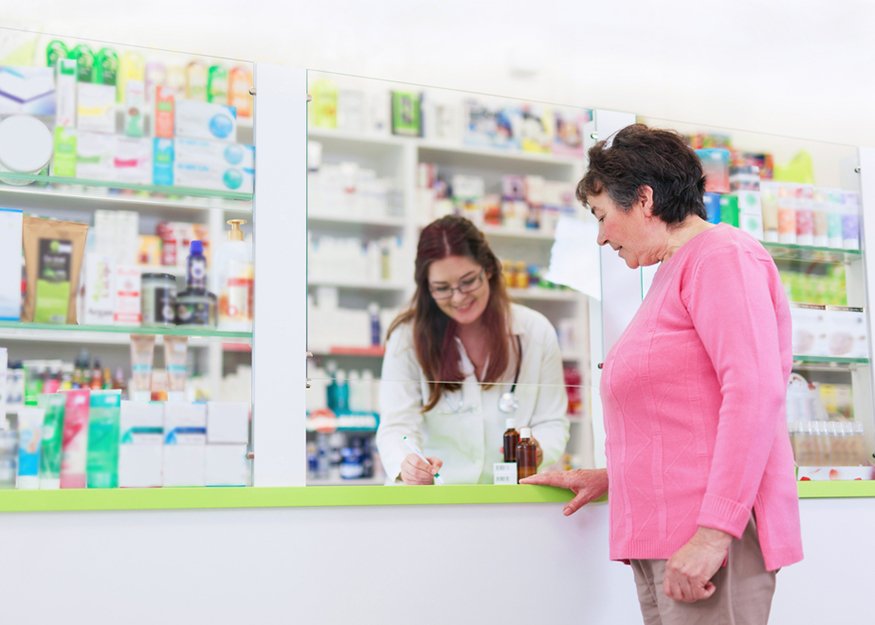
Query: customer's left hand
663 527 732 603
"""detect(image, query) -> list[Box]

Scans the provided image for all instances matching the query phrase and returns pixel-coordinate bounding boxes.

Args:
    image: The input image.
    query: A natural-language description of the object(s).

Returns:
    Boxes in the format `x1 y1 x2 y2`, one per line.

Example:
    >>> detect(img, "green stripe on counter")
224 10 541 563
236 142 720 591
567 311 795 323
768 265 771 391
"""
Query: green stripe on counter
0 484 573 512
0 481 872 513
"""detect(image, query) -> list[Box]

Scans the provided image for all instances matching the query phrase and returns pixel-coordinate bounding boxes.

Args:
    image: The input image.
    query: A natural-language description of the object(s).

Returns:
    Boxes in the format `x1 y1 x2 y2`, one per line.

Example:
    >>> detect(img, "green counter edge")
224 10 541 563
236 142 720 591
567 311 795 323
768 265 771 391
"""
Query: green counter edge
0 480 871 513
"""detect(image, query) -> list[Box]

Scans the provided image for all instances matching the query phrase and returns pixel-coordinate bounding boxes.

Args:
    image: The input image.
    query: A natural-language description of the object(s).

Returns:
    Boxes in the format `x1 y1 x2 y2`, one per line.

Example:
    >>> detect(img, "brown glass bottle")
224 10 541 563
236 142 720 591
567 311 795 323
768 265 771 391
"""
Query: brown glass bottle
503 418 519 463
516 427 538 481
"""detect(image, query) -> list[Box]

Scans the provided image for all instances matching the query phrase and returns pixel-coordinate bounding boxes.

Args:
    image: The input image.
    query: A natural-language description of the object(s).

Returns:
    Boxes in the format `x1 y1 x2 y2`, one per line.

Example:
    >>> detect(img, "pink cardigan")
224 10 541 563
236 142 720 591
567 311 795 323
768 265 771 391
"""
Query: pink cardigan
601 224 803 572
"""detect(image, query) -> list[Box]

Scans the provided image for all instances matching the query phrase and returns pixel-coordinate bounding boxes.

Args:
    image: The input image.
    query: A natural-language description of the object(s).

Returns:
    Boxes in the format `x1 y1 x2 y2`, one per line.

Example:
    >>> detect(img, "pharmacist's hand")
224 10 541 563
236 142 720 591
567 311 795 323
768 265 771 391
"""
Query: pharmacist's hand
663 527 732 603
520 468 608 516
400 453 443 485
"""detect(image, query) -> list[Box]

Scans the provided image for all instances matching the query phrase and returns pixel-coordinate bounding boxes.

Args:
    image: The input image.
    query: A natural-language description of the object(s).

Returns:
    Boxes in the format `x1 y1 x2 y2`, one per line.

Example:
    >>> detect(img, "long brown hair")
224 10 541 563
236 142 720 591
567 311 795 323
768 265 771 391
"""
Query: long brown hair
387 215 513 412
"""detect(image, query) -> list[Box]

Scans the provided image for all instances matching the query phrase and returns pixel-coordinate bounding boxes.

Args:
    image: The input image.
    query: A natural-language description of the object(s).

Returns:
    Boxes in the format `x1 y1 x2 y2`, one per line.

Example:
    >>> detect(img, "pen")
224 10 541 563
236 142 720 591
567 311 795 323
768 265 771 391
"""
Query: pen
402 435 444 485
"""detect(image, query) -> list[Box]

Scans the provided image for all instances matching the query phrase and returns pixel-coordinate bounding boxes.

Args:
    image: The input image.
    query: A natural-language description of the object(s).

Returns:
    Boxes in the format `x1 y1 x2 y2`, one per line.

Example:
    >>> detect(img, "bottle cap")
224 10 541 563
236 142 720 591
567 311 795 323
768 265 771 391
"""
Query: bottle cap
519 426 532 439
505 418 516 430
190 240 204 255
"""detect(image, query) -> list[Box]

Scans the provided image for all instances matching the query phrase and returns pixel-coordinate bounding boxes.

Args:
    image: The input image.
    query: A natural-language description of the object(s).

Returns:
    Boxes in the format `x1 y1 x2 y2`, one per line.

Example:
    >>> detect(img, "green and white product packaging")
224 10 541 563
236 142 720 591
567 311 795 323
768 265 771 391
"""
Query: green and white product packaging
119 400 164 488
85 390 122 488
38 393 67 489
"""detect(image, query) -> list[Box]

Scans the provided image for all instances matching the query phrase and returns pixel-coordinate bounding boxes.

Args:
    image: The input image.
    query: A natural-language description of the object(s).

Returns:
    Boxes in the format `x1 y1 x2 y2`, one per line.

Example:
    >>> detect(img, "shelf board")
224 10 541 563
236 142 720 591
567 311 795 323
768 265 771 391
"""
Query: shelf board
418 140 583 166
308 279 407 292
0 172 253 202
308 127 407 148
480 225 556 241
792 355 869 371
508 287 580 302
0 181 252 218
307 213 406 229
0 321 252 346
762 242 862 264
320 345 386 357
307 477 387 486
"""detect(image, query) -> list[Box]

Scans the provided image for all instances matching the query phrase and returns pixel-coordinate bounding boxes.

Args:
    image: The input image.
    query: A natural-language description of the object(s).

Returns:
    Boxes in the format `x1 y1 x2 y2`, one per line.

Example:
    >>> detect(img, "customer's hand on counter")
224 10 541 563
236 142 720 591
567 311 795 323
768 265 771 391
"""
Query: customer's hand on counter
520 468 609 516
400 453 444 485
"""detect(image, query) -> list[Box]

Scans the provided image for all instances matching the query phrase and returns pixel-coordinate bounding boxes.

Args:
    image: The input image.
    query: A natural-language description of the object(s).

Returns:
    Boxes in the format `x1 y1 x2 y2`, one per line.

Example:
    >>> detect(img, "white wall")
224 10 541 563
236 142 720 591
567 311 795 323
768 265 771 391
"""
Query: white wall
1 0 873 147
0 499 872 624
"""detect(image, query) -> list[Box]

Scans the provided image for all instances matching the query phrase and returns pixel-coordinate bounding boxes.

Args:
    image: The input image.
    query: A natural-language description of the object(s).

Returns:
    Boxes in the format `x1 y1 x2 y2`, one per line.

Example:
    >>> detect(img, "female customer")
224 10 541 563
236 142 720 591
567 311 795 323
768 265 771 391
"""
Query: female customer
523 124 802 624
377 215 569 484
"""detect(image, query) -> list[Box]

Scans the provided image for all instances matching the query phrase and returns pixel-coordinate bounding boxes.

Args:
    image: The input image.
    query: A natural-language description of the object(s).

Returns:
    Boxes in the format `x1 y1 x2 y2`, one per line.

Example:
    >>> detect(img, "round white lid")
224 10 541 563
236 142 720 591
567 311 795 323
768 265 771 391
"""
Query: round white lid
0 115 53 173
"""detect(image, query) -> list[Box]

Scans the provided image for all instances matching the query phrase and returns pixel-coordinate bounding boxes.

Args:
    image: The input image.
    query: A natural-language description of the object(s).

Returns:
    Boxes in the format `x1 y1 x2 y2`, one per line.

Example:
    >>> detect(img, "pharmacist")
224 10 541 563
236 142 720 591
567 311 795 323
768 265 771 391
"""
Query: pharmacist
376 215 569 484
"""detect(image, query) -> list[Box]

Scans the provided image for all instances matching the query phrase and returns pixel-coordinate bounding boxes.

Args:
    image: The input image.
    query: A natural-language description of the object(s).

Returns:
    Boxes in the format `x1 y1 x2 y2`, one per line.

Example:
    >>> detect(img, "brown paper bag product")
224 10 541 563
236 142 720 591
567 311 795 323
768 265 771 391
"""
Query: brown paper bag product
22 215 88 324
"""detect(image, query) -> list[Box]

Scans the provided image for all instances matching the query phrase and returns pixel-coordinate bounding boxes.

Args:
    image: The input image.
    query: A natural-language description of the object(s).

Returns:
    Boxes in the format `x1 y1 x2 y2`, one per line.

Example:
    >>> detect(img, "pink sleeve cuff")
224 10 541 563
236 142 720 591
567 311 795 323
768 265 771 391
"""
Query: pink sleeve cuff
697 493 750 538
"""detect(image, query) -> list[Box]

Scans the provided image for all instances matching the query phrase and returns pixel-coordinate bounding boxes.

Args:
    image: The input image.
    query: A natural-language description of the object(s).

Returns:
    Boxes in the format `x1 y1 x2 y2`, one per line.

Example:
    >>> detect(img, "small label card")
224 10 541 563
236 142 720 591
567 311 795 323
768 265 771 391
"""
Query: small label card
493 462 518 485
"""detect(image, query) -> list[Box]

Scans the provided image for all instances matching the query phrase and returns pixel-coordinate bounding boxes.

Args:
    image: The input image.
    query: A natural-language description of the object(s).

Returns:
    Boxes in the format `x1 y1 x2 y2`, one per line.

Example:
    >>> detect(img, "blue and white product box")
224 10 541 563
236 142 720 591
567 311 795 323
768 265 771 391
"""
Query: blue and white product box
173 137 254 193
207 401 250 444
0 208 23 321
119 401 164 488
76 83 116 134
205 445 249 486
153 138 174 186
163 402 207 487
175 99 237 142
0 67 55 115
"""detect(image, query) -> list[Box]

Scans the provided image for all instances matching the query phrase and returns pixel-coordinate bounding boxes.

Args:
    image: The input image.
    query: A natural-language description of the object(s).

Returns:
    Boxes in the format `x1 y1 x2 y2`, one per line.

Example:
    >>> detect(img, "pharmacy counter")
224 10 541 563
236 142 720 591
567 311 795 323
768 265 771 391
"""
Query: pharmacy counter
1 483 874 625
0 480 873 512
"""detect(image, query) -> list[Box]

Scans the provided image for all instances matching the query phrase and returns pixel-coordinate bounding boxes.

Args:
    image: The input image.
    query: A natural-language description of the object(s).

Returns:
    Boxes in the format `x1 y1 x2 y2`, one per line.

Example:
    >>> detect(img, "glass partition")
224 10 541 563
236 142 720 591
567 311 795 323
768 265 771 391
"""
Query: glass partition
0 27 254 489
306 71 597 485
639 115 873 480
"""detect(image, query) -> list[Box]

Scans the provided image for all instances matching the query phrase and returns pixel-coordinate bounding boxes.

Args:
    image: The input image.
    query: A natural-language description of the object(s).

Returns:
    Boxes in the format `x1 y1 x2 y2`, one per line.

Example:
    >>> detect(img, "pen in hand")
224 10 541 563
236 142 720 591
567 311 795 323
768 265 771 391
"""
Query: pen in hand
402 435 444 485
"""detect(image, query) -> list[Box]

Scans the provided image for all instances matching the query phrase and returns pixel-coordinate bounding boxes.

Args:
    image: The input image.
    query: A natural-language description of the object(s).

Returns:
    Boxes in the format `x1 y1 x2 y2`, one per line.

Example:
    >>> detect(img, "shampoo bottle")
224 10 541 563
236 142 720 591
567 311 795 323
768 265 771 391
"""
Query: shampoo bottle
187 240 208 292
516 427 537 481
216 219 253 331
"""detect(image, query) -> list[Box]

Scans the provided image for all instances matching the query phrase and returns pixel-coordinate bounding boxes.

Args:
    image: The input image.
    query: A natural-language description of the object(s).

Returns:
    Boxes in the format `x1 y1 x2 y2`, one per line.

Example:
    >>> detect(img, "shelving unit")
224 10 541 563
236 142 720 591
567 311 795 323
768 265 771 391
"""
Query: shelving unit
305 71 595 480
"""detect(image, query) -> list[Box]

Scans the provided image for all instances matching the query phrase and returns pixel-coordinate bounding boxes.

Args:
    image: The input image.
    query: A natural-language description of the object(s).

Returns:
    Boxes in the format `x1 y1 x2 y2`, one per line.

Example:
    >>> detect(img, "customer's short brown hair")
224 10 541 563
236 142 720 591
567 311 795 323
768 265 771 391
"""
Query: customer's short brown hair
577 124 706 224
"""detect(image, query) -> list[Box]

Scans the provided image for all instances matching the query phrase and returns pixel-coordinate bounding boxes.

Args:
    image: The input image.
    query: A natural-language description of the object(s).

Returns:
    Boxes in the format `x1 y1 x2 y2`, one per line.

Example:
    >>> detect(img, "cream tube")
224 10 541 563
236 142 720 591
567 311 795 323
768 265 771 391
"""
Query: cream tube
16 406 45 489
129 335 156 402
164 335 189 402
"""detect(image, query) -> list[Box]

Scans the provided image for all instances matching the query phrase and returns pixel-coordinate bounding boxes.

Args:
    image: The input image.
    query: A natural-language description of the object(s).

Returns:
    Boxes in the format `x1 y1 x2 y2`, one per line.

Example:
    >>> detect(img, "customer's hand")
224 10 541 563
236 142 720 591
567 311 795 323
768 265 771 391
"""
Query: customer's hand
400 453 443 485
520 468 608 516
663 527 732 603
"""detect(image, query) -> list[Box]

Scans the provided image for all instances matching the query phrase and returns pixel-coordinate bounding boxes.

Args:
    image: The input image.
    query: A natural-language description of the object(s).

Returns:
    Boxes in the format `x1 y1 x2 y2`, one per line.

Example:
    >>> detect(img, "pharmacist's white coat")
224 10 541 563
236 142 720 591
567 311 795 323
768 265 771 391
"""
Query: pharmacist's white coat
377 303 570 483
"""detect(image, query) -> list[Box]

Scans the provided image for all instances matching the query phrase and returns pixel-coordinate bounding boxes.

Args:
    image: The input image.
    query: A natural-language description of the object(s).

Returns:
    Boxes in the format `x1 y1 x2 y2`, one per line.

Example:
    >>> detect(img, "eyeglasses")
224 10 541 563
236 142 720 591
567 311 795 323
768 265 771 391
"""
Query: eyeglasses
429 270 485 301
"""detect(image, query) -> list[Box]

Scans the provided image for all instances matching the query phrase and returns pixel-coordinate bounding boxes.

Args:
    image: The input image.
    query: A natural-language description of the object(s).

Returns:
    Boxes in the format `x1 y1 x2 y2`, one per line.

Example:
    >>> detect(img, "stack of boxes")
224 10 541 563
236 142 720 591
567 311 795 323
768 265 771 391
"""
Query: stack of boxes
119 400 249 487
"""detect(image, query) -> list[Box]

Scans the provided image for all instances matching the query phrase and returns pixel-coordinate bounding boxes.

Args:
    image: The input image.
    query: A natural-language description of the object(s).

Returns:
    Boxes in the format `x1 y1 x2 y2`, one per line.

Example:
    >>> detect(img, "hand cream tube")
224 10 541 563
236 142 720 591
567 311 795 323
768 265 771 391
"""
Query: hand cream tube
163 335 188 403
60 388 90 488
16 406 45 489
129 334 156 402
38 393 67 489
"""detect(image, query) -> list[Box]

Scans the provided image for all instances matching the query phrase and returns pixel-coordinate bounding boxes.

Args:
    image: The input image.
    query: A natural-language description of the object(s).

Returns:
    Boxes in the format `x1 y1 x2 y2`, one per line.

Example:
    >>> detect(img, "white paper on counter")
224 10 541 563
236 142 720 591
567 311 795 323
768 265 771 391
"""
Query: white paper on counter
544 215 601 300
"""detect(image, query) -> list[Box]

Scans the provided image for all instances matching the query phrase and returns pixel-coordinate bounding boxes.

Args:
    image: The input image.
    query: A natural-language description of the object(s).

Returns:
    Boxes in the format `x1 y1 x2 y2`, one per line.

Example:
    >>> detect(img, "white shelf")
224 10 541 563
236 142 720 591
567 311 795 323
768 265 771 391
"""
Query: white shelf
508 288 580 302
307 476 386 486
480 226 556 241
308 213 406 229
0 183 252 218
418 140 583 166
308 127 407 148
308 279 407 292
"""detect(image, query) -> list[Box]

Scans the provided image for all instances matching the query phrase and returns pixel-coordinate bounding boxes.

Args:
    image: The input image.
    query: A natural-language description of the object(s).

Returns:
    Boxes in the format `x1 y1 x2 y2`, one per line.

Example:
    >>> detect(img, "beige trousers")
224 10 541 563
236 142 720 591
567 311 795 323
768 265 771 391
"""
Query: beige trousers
630 517 777 625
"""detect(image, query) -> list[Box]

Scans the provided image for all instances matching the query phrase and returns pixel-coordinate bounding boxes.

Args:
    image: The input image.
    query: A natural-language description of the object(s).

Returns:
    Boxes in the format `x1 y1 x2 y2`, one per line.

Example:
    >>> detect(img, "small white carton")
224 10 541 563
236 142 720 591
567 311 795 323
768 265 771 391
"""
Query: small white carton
205 444 249 486
162 402 207 487
207 401 250 444
119 401 164 488
175 99 237 142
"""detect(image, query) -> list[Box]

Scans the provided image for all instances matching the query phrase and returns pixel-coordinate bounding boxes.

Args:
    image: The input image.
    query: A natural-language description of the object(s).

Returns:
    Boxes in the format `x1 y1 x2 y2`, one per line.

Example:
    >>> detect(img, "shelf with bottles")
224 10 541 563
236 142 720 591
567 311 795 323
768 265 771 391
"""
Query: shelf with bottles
762 242 862 265
791 355 869 372
306 213 406 231
308 71 591 164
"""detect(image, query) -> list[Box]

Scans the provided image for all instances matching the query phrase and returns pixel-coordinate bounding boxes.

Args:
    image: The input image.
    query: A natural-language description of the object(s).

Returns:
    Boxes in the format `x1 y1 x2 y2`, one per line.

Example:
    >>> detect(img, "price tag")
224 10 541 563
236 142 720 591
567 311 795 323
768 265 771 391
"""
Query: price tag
493 462 518 485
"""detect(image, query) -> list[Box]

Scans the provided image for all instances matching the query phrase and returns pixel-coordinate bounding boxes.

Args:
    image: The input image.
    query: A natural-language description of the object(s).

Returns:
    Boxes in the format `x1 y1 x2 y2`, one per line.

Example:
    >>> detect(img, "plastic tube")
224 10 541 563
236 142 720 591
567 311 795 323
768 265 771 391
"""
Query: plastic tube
129 335 156 402
164 335 189 402
16 406 45 489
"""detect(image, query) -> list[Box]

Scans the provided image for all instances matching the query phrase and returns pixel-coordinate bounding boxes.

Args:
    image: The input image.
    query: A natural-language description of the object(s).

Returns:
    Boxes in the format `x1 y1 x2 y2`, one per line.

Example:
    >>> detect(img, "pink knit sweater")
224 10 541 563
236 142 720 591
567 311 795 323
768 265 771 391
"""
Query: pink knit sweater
602 224 803 572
